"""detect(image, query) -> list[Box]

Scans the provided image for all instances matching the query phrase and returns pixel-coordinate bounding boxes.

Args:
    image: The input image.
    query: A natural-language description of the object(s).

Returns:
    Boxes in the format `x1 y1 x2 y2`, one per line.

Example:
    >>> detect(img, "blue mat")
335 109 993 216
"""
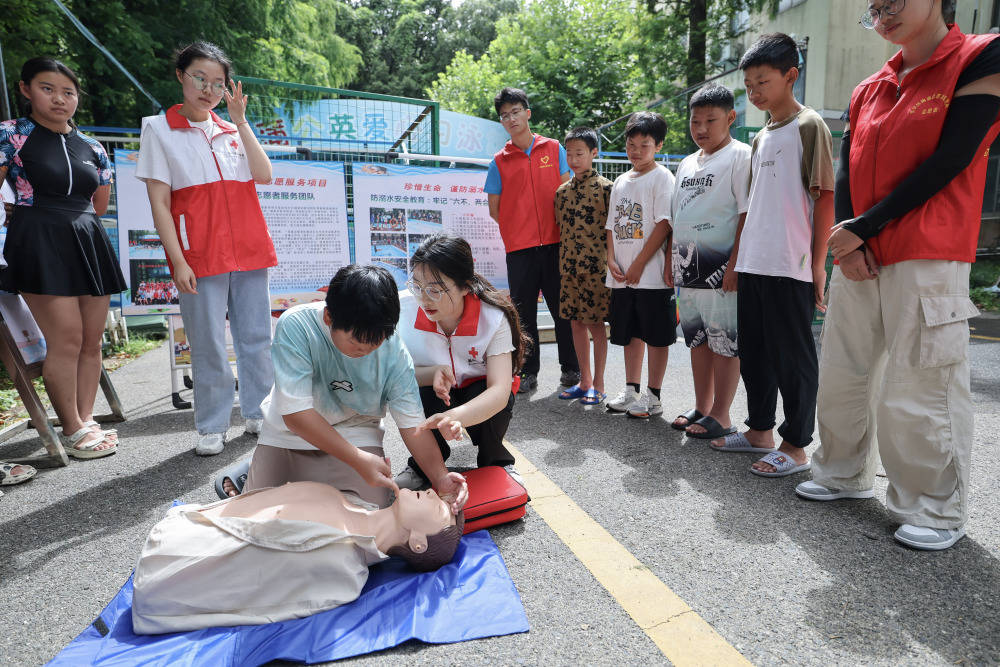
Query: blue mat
47 531 528 666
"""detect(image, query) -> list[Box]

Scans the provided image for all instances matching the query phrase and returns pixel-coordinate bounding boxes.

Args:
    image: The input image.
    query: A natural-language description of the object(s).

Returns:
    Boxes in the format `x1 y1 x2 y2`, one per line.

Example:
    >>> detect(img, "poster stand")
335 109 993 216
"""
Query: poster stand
0 305 125 468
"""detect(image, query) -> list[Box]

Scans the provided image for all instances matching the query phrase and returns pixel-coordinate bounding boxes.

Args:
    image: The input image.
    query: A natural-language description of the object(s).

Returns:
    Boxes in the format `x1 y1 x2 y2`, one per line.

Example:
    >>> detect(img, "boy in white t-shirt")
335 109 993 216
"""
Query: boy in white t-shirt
711 33 835 477
669 84 751 441
605 112 677 419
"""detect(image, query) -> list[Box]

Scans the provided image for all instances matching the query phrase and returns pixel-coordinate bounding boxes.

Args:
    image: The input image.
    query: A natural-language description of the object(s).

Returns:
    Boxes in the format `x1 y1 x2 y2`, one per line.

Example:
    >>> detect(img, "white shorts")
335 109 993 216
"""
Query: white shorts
678 287 738 357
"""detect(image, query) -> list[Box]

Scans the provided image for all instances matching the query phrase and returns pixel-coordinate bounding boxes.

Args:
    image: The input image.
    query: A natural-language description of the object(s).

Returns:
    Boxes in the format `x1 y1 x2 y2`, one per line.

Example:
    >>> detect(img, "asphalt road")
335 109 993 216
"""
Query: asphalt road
1 322 998 666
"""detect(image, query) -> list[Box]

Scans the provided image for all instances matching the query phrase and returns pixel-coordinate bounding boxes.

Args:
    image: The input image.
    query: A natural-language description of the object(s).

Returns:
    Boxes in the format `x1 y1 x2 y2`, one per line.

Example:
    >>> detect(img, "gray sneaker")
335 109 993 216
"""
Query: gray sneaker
606 387 640 413
517 373 537 394
559 369 581 387
795 481 875 501
894 524 966 551
394 465 431 491
195 433 225 456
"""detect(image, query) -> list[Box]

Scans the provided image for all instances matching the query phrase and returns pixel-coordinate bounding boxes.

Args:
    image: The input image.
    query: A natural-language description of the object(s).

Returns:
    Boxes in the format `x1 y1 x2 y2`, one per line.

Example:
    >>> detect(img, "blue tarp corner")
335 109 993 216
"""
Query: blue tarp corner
47 530 528 666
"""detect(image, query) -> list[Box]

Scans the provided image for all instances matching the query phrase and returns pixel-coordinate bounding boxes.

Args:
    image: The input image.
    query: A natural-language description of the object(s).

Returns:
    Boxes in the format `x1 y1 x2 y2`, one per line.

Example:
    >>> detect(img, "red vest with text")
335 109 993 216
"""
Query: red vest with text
849 26 1000 266
493 134 563 253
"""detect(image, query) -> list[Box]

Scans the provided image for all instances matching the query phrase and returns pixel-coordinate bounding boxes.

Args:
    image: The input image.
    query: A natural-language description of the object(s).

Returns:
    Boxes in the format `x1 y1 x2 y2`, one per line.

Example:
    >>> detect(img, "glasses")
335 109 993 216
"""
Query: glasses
498 108 527 123
859 0 904 29
406 280 450 302
184 71 227 96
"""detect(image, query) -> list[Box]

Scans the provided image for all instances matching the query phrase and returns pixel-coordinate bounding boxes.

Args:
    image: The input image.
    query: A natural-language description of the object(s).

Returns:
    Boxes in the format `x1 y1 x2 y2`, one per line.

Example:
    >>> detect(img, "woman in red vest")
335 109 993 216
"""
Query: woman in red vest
796 0 1000 550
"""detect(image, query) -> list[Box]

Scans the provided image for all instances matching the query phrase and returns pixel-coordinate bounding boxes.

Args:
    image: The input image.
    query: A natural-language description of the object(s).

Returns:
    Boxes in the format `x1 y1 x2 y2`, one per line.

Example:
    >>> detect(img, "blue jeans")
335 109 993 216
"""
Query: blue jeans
178 269 274 435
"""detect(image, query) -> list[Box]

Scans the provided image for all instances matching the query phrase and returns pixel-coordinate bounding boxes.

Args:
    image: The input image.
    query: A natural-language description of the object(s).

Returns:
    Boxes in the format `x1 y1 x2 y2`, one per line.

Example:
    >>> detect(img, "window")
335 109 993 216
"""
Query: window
778 0 807 11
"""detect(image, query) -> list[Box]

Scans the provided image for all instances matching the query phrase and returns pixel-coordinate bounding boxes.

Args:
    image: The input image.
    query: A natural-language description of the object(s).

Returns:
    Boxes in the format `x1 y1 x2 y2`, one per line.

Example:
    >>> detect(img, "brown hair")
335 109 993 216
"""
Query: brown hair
386 511 465 572
411 234 531 372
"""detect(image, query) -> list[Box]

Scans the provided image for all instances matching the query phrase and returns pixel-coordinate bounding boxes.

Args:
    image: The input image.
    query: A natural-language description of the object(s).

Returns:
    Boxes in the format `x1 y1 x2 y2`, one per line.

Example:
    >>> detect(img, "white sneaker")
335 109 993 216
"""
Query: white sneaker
606 387 640 413
394 465 431 491
795 481 874 501
894 524 966 551
195 433 225 456
244 418 264 435
503 465 525 487
627 392 662 418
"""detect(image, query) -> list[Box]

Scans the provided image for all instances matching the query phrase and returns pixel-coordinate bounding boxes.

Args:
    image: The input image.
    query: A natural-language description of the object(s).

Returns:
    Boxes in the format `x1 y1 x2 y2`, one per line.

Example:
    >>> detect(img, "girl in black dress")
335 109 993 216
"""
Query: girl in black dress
0 58 127 459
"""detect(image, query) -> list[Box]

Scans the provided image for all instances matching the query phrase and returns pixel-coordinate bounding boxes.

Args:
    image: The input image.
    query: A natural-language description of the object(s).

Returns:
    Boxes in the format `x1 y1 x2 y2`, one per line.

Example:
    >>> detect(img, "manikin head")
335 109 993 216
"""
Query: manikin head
323 264 400 358
386 488 465 572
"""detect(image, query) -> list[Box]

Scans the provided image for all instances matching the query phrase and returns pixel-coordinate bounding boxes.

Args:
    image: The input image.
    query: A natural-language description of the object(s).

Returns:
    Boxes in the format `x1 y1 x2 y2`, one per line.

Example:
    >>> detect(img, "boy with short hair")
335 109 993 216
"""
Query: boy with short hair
240 265 467 512
604 111 677 418
554 126 614 405
711 33 835 476
669 83 751 440
486 87 578 393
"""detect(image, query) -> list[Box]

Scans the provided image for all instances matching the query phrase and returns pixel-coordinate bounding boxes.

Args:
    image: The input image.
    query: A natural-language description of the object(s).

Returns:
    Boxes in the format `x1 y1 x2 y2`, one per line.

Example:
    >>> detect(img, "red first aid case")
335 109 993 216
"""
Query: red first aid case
461 465 529 534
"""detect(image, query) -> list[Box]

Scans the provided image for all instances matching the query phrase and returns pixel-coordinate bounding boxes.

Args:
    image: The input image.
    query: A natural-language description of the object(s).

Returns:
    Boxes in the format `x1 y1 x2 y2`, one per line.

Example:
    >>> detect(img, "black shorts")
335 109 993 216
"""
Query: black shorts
608 287 677 347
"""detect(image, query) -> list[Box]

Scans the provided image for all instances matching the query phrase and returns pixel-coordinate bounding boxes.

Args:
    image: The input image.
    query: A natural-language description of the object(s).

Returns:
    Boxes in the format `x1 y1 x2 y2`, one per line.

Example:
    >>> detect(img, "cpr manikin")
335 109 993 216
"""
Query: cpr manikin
131 482 463 634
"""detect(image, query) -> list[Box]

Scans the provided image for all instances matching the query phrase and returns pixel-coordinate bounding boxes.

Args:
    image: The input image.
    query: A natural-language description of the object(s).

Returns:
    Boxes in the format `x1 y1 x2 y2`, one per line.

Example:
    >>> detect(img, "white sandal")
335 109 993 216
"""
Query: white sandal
84 420 119 444
64 427 117 460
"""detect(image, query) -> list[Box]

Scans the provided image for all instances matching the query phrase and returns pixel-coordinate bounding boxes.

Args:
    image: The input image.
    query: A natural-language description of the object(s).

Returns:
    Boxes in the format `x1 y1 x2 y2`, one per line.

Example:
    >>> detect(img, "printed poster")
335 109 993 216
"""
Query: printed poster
352 163 507 289
114 150 350 314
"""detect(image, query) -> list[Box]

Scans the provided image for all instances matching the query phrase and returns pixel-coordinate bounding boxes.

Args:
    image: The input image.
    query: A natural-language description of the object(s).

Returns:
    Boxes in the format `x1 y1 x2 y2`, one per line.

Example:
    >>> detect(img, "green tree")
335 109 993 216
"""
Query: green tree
428 0 645 141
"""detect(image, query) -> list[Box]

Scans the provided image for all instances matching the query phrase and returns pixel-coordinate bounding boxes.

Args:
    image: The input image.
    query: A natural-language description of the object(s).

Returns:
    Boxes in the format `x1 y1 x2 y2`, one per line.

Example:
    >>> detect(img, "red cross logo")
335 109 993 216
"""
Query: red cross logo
229 140 239 150
469 346 479 359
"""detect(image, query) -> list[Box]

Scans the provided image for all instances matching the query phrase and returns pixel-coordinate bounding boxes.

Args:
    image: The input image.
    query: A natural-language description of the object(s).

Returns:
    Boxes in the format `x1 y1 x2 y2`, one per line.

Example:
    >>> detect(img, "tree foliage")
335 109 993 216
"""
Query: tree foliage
429 0 646 143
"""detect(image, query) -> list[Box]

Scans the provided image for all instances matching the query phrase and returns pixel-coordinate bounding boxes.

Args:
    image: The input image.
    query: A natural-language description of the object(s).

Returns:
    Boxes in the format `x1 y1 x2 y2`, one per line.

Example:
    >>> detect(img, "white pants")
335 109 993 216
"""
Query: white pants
812 260 978 529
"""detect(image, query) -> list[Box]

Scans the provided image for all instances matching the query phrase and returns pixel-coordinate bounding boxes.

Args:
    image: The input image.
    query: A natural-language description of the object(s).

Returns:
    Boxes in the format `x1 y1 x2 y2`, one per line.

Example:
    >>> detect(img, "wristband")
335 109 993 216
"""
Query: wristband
236 120 250 128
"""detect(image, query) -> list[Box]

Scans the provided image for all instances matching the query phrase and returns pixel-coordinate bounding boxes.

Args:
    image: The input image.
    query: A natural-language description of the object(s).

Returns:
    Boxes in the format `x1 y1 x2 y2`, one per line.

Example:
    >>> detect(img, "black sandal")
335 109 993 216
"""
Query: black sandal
685 415 737 440
671 408 703 431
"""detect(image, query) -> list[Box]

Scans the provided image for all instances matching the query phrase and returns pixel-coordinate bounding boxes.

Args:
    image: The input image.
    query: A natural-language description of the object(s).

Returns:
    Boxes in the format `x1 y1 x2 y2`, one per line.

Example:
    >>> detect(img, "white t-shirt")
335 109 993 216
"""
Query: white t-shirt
605 164 675 290
671 140 751 289
735 107 835 282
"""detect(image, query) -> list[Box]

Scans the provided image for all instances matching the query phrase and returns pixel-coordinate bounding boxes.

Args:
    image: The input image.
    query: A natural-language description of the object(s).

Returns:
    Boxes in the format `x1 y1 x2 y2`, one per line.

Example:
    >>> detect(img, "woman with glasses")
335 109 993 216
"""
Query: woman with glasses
137 42 277 456
394 234 529 489
798 0 1000 550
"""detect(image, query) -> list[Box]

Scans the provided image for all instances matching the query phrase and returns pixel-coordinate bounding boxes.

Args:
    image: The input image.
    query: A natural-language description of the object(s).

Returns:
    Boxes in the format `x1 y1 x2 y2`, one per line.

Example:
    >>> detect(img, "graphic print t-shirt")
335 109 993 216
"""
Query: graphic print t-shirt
671 140 751 288
604 164 675 290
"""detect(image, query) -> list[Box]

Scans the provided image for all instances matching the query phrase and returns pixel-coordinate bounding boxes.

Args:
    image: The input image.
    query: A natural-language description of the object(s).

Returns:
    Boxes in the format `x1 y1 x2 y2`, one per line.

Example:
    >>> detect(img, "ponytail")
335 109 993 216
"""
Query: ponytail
18 57 81 126
467 273 531 373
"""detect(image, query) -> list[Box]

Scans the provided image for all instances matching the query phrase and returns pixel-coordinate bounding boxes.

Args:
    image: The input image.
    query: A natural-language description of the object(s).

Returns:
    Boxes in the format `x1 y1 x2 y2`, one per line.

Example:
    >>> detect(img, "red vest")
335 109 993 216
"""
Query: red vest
849 26 1000 266
494 134 563 253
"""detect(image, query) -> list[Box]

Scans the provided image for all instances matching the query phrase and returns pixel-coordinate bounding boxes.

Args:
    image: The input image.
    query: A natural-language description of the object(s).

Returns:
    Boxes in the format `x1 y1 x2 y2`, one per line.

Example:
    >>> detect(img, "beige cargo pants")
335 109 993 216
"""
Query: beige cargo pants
812 259 978 529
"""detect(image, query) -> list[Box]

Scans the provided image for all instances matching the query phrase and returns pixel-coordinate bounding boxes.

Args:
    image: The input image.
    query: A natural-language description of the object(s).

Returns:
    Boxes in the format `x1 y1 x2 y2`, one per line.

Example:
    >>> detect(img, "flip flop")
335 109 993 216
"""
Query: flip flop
559 384 588 400
671 408 703 431
685 415 736 440
579 388 606 405
709 431 777 453
215 459 251 499
749 451 811 478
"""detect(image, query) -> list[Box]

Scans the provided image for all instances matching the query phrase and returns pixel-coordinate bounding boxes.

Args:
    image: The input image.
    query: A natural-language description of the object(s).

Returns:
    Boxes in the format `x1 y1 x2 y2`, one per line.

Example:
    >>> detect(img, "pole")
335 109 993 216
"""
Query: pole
0 36 12 121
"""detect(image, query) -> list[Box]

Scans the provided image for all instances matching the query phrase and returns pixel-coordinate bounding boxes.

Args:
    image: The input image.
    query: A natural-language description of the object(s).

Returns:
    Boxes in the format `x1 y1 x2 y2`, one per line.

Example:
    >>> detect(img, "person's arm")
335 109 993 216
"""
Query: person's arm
224 80 271 184
832 121 879 281
811 190 834 311
145 179 197 294
722 212 747 292
624 219 671 285
488 193 501 224
418 351 513 435
282 409 396 492
92 184 111 217
400 427 468 513
606 229 625 282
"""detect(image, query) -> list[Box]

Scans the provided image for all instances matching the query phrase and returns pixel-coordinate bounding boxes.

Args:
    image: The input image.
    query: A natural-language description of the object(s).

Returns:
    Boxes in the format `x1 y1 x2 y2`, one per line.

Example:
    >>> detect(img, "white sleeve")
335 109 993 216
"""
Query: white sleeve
135 119 172 186
653 168 675 224
485 319 514 357
731 146 752 215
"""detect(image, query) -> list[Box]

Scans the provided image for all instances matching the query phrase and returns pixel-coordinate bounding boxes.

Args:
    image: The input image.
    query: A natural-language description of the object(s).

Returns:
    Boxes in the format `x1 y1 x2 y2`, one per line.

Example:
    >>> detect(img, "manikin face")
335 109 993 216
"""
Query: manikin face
689 106 736 154
176 57 227 114
867 0 938 45
410 263 468 328
743 64 797 112
395 488 454 551
565 139 597 175
19 72 79 128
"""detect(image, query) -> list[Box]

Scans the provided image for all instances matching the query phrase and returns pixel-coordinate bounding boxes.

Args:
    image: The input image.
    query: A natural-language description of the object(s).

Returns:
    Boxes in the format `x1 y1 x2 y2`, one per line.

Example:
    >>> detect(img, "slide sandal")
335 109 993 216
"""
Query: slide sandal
685 415 736 440
214 459 251 499
671 408 703 431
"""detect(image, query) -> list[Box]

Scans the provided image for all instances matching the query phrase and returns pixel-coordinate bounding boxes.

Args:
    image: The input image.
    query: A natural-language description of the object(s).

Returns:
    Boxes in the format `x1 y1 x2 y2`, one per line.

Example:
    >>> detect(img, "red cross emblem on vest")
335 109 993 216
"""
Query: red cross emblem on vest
469 346 479 359
230 140 239 150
